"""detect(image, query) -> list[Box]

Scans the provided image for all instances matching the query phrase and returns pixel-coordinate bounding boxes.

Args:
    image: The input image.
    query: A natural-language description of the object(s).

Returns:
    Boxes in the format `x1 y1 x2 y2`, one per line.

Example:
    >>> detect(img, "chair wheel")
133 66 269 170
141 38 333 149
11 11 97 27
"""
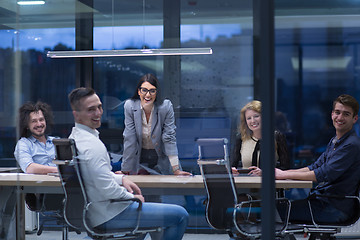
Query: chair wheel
320 235 335 240
308 234 317 240
37 225 43 236
280 234 296 240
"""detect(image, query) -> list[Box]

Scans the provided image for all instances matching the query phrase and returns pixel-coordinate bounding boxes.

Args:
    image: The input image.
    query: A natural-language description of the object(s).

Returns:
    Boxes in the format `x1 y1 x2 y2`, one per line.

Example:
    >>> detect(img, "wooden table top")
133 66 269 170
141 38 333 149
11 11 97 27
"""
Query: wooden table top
0 173 312 189
0 167 20 173
127 175 312 189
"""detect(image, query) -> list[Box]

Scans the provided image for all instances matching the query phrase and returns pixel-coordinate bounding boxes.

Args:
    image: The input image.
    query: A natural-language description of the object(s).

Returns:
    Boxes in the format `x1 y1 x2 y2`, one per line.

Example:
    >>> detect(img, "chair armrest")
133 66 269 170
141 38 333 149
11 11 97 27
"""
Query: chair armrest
308 193 359 200
233 197 291 238
110 197 143 211
88 197 143 234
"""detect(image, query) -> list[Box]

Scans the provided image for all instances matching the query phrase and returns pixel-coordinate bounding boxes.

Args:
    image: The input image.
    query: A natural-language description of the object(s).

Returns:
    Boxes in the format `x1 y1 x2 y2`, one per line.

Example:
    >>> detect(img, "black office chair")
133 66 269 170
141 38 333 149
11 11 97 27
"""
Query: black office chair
24 193 66 237
284 187 360 240
196 138 291 240
53 138 160 239
24 162 72 239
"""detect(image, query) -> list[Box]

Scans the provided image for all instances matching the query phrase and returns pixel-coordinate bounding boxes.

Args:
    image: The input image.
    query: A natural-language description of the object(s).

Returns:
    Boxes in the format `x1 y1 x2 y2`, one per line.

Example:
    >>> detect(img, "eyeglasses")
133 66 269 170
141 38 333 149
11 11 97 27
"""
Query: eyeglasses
139 87 157 95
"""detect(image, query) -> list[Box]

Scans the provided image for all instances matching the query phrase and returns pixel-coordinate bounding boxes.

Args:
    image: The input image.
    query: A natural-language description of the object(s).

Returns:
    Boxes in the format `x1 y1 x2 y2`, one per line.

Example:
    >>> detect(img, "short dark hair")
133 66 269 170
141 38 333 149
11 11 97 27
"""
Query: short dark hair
333 94 359 117
68 87 95 111
131 73 163 104
18 101 54 138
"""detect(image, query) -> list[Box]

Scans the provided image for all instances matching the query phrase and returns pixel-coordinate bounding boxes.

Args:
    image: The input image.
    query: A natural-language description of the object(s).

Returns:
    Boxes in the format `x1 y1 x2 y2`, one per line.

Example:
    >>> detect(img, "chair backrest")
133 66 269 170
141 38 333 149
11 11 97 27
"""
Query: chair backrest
197 138 230 161
53 138 77 165
24 138 73 213
197 138 238 230
53 138 86 232
54 138 160 239
345 196 360 226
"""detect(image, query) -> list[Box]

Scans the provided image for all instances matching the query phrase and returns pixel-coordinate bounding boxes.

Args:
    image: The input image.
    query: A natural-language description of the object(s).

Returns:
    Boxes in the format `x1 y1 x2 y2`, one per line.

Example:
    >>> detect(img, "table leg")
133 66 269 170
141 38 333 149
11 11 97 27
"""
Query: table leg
16 193 25 240
0 186 17 240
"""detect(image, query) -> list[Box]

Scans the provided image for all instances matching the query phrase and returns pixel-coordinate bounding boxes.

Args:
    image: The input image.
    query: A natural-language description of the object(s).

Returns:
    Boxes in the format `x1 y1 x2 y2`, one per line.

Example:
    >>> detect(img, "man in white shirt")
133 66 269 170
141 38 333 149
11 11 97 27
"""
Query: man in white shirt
68 87 189 240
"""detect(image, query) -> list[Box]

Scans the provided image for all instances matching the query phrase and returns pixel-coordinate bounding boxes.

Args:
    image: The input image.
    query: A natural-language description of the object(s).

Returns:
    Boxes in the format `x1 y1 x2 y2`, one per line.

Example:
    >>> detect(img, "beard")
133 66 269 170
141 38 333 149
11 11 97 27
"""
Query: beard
30 126 46 138
31 132 45 138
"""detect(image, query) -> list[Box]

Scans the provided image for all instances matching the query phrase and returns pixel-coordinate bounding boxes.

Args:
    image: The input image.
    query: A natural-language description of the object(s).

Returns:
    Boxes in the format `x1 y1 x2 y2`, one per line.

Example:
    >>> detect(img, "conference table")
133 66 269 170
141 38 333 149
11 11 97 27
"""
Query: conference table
0 167 19 173
0 172 312 240
0 172 312 194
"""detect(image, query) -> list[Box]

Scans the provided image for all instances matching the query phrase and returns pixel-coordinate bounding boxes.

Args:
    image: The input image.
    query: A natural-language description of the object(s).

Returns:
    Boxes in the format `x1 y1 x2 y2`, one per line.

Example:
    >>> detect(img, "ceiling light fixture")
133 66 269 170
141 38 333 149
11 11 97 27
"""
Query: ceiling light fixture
17 1 45 5
47 48 213 58
47 0 212 59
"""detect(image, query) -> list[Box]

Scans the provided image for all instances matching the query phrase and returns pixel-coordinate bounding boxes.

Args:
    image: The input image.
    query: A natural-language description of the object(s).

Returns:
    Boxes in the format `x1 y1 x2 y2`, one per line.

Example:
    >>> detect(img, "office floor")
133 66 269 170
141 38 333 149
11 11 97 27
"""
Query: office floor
25 231 228 240
25 230 360 239
24 231 311 240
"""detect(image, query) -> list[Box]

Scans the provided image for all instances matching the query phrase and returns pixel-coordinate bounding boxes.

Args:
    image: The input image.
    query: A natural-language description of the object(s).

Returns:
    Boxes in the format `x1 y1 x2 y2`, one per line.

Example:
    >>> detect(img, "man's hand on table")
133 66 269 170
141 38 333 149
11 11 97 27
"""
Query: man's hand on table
275 168 286 179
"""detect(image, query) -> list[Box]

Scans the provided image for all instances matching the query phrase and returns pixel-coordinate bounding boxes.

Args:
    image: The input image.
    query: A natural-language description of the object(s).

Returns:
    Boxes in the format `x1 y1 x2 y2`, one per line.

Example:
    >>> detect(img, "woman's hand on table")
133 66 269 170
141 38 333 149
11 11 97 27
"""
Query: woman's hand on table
231 167 239 174
173 169 192 176
248 166 262 176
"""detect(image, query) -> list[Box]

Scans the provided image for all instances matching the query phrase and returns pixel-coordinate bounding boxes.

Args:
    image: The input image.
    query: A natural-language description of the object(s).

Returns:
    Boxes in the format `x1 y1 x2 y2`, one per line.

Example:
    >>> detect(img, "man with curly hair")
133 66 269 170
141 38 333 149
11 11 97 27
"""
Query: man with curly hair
14 101 58 174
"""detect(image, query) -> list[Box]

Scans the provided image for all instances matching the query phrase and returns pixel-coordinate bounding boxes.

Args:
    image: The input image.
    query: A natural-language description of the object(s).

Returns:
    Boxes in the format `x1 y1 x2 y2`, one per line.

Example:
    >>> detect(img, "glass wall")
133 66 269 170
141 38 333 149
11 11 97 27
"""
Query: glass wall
92 0 253 172
0 0 253 170
275 5 360 168
1 0 360 238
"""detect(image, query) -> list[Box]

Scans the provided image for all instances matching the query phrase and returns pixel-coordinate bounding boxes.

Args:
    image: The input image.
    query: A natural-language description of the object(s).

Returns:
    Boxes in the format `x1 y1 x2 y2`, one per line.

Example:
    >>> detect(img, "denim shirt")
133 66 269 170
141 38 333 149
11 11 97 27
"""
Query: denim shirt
14 135 57 173
308 128 360 215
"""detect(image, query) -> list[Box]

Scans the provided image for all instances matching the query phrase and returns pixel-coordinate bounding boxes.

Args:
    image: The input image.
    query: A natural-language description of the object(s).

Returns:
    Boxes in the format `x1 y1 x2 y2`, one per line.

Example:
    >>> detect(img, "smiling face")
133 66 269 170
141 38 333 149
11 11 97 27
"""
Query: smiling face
331 102 358 138
28 110 46 139
138 81 157 109
245 109 262 136
73 94 103 129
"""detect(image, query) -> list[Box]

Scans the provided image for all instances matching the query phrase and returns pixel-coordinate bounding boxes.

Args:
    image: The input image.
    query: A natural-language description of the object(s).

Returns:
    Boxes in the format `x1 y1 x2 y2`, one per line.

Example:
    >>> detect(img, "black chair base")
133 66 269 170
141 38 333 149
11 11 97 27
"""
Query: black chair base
308 233 337 240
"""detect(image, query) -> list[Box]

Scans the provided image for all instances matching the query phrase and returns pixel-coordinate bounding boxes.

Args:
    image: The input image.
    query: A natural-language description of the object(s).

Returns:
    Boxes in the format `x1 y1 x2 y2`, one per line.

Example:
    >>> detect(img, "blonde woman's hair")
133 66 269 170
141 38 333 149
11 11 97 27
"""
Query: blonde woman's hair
239 100 262 141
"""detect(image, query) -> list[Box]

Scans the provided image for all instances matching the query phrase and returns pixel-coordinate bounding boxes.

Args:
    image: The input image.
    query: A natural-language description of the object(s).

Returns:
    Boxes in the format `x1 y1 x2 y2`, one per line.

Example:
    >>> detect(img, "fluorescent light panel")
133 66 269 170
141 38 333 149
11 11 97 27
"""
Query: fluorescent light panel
47 48 213 58
291 56 352 71
17 1 45 5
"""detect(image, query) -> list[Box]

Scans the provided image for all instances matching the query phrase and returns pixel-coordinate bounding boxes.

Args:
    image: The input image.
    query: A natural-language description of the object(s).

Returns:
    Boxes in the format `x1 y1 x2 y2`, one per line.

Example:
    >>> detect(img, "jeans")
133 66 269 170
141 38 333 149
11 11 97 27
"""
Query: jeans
288 198 348 223
96 202 189 240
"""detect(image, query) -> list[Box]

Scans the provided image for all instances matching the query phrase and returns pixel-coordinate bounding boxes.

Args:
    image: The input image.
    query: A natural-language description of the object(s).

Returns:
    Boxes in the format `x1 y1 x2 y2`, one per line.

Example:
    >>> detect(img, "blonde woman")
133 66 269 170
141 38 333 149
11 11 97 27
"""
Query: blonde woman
231 100 289 175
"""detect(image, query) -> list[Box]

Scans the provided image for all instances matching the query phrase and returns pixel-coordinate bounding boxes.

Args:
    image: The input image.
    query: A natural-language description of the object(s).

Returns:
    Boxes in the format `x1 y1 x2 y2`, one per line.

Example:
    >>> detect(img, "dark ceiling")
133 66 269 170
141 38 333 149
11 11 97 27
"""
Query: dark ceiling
1 0 360 30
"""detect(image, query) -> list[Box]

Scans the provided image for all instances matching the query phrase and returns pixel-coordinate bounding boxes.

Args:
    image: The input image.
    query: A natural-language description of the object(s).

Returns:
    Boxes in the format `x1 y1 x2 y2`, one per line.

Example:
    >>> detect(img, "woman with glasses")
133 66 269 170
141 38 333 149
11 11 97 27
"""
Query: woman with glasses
231 100 290 176
121 73 191 176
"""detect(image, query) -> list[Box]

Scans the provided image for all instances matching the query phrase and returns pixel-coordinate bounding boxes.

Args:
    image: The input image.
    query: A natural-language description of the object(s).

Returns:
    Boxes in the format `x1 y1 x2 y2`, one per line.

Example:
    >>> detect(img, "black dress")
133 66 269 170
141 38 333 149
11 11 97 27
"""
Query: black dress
231 131 290 170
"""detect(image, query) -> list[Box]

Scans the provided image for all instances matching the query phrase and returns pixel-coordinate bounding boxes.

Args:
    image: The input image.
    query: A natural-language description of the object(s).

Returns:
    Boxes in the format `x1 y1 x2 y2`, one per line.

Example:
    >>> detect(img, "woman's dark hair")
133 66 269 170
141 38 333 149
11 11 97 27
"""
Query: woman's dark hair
131 73 163 104
18 101 54 138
